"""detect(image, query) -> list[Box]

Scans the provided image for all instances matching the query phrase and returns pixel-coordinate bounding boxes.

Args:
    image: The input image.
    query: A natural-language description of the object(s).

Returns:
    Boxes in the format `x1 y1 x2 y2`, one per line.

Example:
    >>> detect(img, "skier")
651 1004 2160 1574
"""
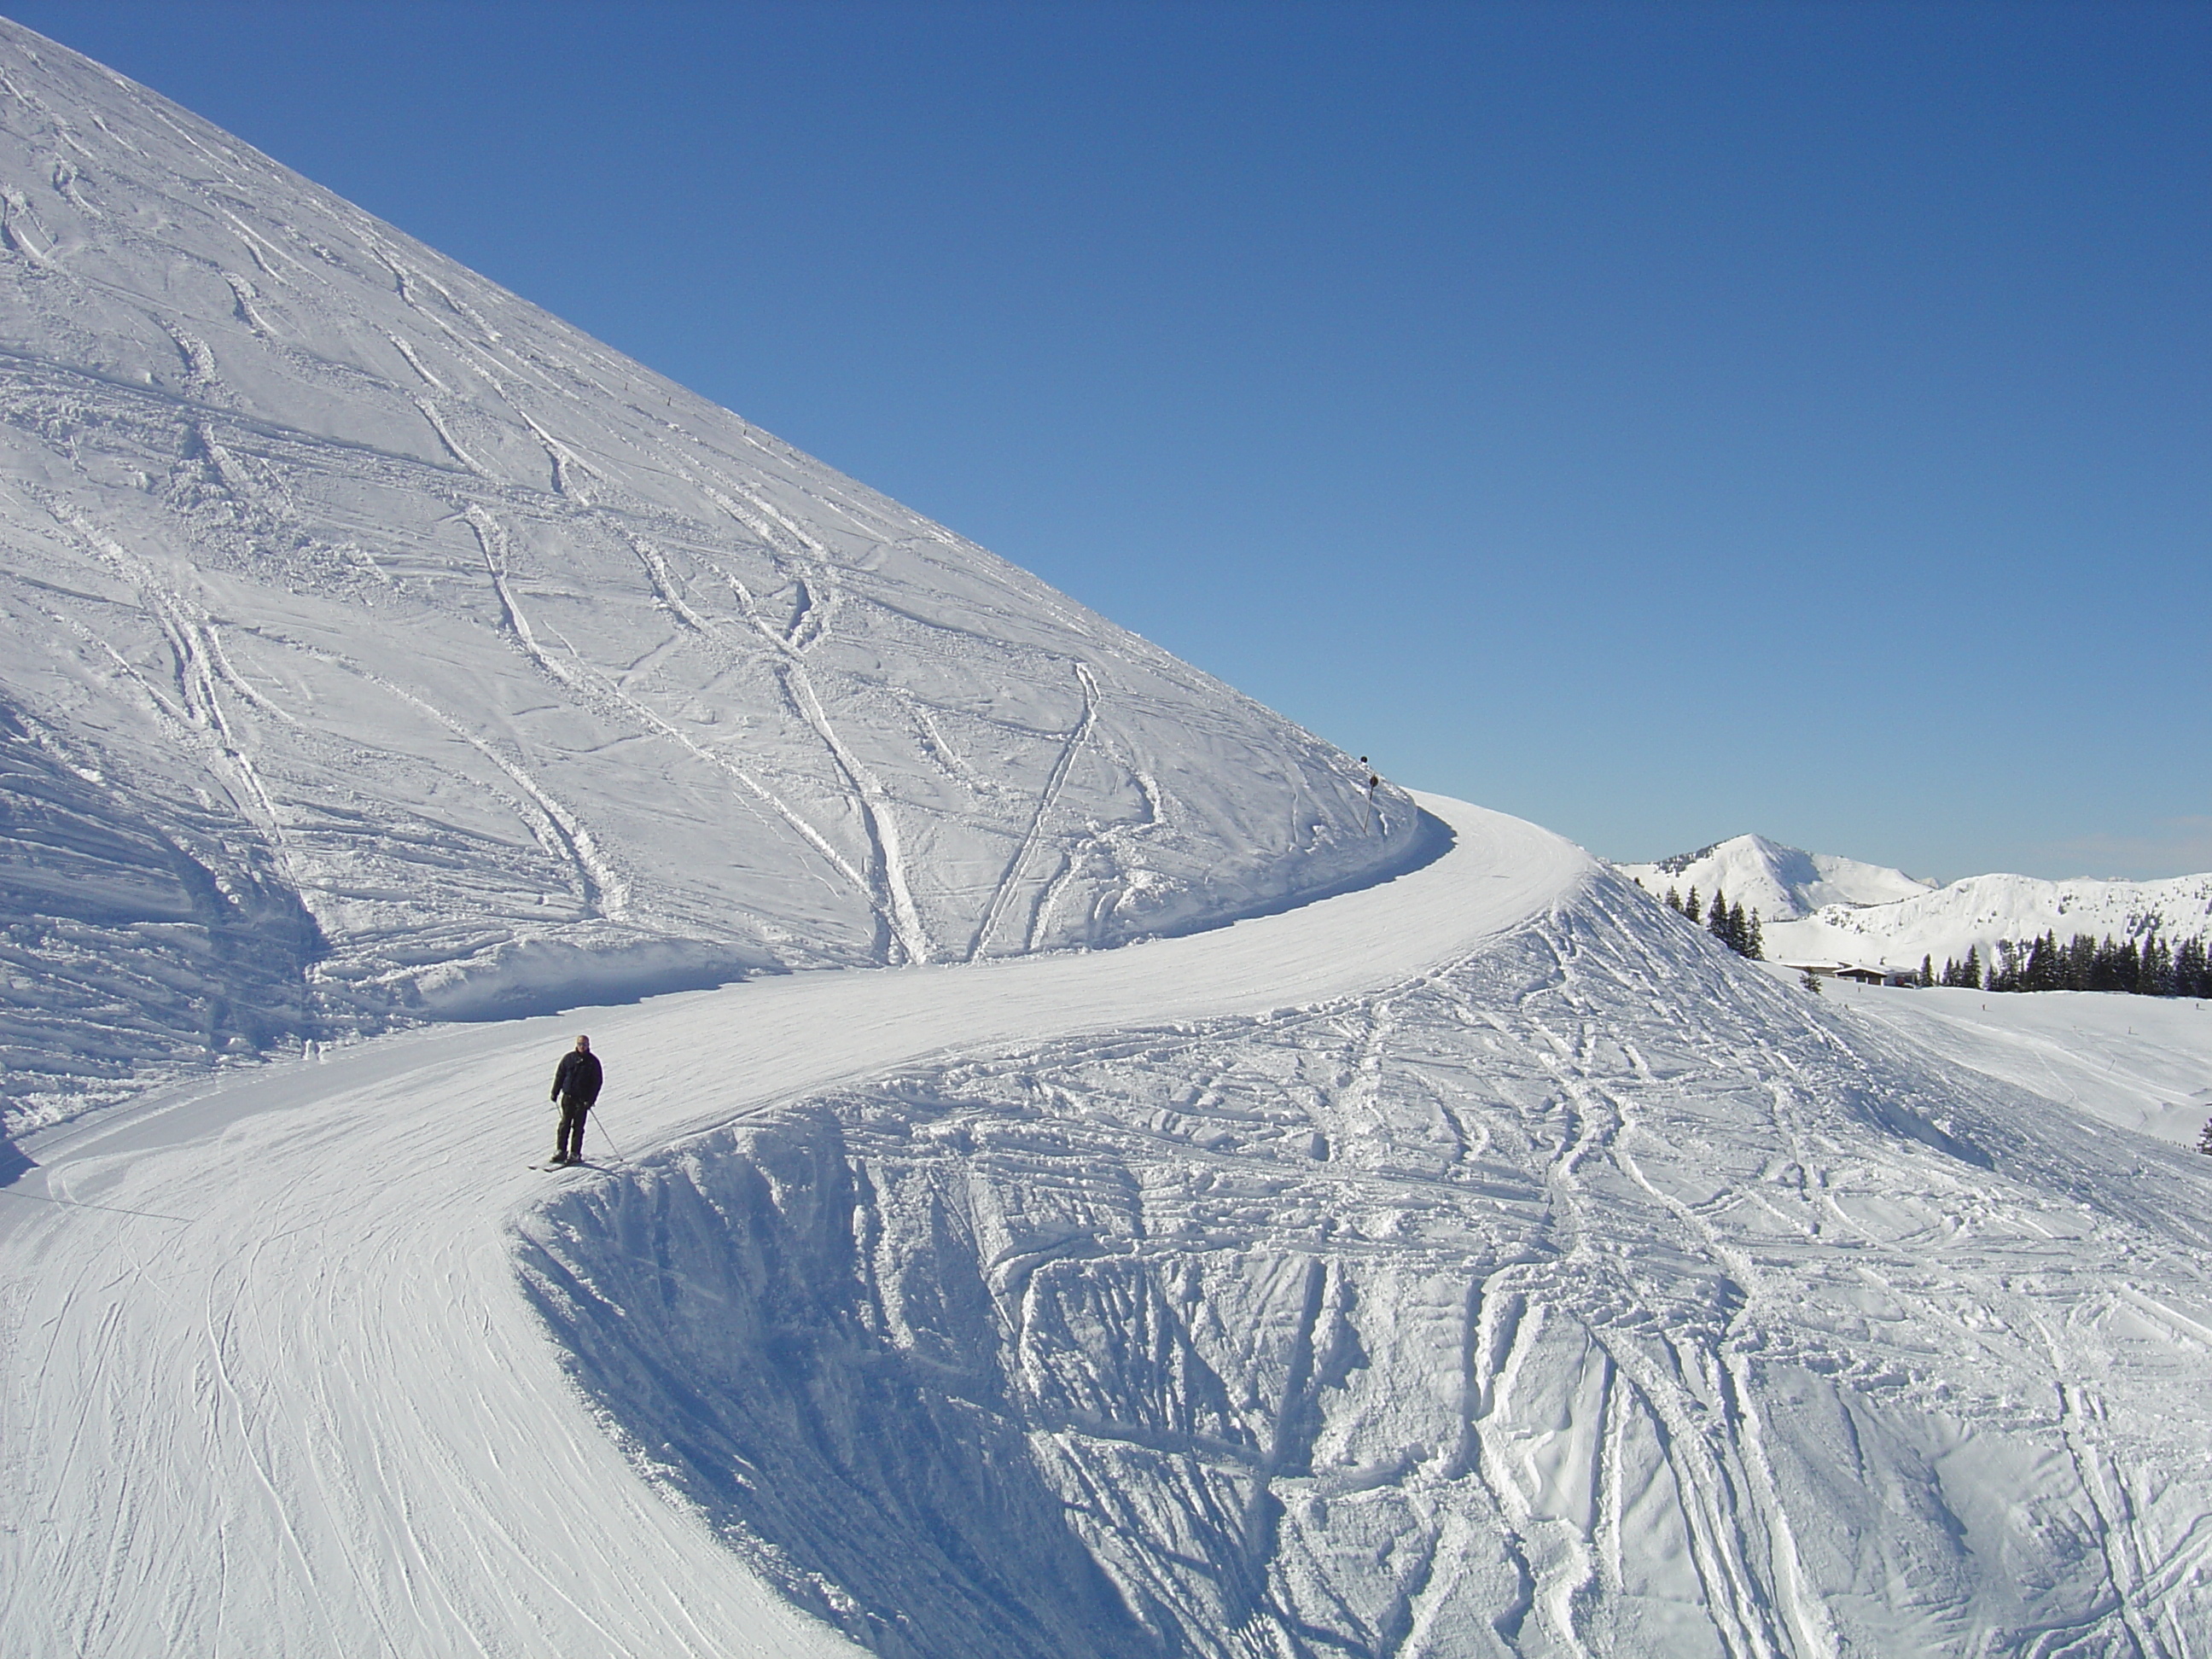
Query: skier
549 1034 602 1166
1359 757 1382 832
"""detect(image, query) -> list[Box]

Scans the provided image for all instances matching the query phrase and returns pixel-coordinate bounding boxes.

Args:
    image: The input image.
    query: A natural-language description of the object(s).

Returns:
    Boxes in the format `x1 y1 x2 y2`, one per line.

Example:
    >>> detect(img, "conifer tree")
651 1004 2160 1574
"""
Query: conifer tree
1743 908 1764 961
2140 933 2173 996
2175 936 2208 998
1708 887 1732 945
2198 1116 2212 1158
2023 931 2058 993
1962 944 1982 990
1918 955 1934 988
1664 887 1682 913
1684 887 1702 924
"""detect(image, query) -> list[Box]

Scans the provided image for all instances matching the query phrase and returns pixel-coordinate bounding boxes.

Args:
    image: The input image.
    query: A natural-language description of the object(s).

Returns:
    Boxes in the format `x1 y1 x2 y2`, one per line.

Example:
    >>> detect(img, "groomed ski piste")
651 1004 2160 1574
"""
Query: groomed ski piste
9 791 2212 1658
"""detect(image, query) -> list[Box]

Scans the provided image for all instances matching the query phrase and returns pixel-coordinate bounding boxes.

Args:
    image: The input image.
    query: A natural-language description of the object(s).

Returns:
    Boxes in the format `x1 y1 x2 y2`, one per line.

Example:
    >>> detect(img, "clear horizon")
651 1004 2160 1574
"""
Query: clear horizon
8 0 2205 882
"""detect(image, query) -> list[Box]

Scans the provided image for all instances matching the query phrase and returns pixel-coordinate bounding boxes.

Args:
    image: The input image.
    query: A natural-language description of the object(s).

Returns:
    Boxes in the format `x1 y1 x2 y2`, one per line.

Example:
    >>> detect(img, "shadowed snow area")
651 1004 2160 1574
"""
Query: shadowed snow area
528 872 2212 1657
0 20 1415 1129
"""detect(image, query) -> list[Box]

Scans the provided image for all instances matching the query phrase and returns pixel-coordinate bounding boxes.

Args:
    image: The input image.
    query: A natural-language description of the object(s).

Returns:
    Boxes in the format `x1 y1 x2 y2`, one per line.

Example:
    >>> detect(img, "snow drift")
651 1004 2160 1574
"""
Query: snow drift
0 20 1417 1130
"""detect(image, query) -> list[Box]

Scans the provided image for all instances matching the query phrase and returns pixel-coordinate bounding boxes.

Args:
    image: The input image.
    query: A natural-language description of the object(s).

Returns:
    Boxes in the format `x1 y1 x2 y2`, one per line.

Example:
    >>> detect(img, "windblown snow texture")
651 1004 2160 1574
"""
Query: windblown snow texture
0 21 1413 1129
527 867 2212 1657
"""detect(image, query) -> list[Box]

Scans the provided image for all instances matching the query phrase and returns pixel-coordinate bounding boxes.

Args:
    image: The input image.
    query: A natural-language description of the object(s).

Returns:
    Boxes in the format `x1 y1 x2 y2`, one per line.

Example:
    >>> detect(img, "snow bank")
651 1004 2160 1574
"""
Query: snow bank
405 933 783 1022
526 868 2212 1655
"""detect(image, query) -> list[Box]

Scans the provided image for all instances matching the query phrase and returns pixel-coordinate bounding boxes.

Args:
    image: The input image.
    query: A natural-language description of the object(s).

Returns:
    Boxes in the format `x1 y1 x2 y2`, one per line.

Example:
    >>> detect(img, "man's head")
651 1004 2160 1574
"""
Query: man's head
574 1035 591 1053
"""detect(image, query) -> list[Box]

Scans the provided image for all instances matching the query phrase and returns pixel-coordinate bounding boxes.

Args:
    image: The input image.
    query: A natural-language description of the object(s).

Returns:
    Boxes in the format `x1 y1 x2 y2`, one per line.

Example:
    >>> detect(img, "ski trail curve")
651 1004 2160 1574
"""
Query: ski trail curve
0 795 1577 1659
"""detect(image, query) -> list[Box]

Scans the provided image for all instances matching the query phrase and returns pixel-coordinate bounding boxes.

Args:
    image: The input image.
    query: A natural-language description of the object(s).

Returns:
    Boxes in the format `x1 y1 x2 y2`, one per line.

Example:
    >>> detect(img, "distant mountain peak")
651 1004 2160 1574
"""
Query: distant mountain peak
1616 834 1932 921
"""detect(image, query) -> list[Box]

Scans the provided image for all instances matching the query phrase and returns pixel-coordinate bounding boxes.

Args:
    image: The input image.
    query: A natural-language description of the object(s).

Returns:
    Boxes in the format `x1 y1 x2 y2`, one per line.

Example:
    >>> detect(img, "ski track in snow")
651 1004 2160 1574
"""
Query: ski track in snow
0 793 1555 1658
9 795 2212 1657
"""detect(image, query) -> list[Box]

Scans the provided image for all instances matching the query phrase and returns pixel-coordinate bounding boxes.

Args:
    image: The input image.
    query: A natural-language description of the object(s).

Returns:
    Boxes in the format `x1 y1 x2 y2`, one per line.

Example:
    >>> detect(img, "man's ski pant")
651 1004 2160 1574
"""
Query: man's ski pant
556 1097 591 1161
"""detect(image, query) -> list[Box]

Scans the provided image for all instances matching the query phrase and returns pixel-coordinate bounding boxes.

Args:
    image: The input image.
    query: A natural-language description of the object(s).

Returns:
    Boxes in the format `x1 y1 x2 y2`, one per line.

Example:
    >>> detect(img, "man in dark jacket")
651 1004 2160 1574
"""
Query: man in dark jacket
549 1035 602 1165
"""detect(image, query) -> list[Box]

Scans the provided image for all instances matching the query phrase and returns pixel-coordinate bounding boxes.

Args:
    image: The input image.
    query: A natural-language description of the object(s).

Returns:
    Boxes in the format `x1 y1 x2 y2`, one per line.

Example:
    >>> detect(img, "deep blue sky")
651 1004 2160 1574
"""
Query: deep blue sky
12 2 2206 879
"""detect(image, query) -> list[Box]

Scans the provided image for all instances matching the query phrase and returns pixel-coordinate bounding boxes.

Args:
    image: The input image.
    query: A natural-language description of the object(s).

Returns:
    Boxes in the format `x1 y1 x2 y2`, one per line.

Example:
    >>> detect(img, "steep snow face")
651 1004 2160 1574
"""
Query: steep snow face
0 23 1414 1128
1765 870 2212 975
527 870 2212 1656
1616 834 1933 922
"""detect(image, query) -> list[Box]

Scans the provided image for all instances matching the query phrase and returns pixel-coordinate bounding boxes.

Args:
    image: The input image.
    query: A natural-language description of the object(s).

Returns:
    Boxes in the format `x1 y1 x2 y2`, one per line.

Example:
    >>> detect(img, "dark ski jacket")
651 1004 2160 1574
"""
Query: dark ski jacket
551 1051 602 1106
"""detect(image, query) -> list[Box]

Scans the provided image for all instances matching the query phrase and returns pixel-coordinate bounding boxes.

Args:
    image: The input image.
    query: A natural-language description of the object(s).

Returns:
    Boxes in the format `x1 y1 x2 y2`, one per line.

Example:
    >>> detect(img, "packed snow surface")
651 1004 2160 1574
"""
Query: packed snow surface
1798 972 2212 1147
9 794 2212 1657
1615 835 1934 923
0 19 1414 1130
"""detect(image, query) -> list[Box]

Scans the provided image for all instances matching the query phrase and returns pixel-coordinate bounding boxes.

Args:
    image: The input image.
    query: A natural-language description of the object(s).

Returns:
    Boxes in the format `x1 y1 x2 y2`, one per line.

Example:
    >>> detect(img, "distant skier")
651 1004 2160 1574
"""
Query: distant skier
549 1035 602 1166
1359 757 1382 832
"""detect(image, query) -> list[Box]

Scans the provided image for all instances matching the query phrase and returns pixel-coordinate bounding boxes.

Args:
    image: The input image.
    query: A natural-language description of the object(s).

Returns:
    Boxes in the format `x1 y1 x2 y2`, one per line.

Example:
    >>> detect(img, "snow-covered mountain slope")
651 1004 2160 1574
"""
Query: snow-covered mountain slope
1784 971 2212 1145
1766 870 2212 974
10 795 2210 1656
1616 834 1933 922
0 793 1579 1657
0 20 1417 1132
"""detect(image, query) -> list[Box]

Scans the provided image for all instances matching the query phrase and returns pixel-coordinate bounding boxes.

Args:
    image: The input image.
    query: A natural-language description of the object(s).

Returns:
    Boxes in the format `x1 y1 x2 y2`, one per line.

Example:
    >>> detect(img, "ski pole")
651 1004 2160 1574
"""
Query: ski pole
587 1109 627 1165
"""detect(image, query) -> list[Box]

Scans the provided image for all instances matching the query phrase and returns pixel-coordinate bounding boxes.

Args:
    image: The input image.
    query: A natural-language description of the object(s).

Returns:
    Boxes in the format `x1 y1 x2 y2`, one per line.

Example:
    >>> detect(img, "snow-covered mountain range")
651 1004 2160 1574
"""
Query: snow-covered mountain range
1619 833 2212 971
0 21 1417 1129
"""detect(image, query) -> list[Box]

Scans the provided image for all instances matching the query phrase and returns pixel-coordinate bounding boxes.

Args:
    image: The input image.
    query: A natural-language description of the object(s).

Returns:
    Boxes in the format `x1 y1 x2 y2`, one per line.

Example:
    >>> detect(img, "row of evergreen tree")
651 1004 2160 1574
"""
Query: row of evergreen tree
1934 931 2212 999
1662 886 1765 960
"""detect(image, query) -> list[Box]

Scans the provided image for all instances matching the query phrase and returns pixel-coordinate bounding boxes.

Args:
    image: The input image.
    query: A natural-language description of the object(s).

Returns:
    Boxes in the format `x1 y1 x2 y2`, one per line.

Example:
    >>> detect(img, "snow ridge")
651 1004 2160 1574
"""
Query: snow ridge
0 20 1418 1131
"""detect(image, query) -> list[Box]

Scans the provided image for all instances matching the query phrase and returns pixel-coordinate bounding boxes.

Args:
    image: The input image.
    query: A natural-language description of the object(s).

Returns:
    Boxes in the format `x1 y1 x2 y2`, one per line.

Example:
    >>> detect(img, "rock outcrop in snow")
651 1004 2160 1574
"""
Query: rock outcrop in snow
0 22 1417 1128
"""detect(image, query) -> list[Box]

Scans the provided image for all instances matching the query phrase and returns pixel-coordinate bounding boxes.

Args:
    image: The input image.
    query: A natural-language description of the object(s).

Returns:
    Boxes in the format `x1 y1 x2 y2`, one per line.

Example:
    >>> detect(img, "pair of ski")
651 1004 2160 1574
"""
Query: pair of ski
529 1157 594 1173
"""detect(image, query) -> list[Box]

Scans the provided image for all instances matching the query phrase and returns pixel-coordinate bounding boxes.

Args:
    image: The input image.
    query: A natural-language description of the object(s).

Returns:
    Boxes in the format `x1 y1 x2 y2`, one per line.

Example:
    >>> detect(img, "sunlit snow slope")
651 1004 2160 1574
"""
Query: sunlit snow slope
9 796 2211 1657
1765 871 2212 976
0 794 1572 1658
0 20 1415 1129
1804 973 2212 1146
